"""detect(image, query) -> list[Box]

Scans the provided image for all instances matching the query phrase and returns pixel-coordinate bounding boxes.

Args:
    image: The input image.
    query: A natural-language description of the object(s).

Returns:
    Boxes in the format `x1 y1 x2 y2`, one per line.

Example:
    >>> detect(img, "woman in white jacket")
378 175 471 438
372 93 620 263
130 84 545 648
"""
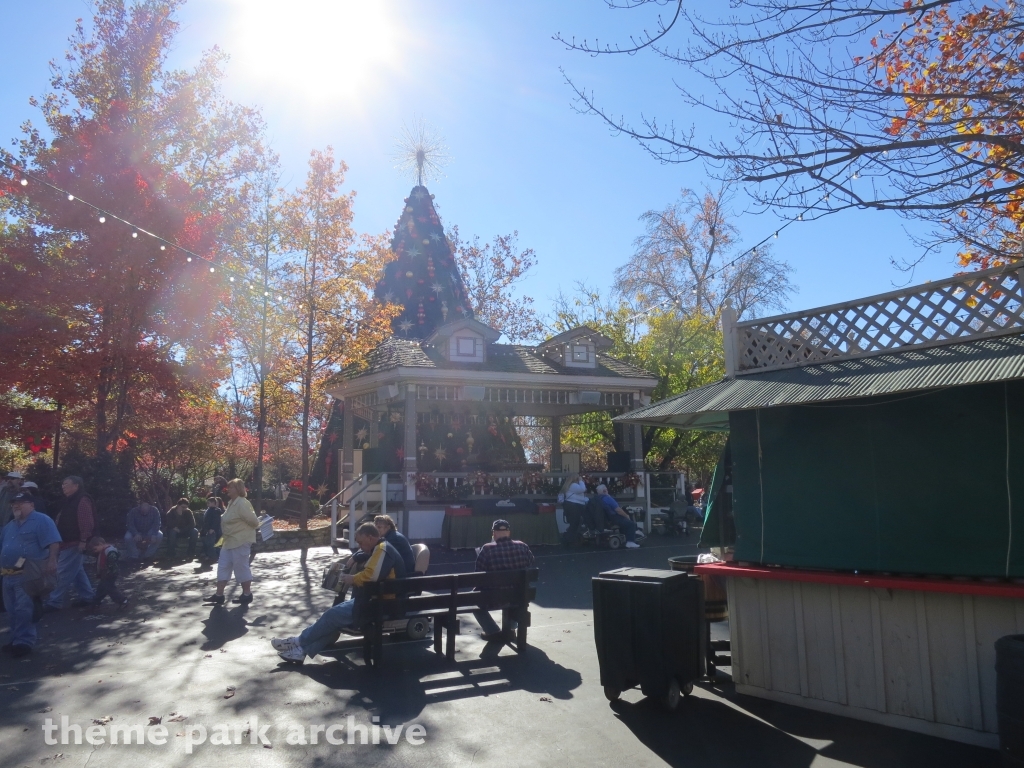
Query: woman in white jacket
204 478 258 606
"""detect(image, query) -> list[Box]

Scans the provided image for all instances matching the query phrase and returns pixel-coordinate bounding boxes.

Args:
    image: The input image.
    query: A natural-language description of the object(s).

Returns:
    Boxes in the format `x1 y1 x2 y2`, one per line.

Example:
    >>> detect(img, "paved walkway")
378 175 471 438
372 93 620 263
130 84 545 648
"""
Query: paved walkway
0 539 999 767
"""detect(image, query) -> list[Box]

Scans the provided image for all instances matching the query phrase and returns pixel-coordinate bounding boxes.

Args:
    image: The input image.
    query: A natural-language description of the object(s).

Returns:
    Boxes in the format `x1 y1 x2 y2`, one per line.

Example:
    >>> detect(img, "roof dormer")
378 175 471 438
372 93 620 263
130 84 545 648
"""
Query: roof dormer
424 318 501 364
538 326 614 370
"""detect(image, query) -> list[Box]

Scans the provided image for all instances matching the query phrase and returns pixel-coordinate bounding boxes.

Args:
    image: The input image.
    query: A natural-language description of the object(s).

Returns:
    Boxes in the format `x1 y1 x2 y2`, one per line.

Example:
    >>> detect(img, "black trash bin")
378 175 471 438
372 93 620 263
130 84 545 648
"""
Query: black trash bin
592 567 705 710
996 634 1024 767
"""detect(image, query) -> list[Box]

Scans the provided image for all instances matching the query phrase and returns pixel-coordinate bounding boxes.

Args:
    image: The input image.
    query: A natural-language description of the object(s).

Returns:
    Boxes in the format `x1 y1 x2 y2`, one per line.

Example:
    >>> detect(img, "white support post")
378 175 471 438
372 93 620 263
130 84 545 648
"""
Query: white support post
348 497 356 551
721 301 739 378
330 497 338 546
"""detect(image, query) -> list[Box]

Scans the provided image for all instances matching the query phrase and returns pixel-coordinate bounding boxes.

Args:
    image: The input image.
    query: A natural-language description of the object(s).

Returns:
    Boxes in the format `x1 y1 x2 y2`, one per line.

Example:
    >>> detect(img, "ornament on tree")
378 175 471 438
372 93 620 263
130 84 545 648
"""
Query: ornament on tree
427 257 435 278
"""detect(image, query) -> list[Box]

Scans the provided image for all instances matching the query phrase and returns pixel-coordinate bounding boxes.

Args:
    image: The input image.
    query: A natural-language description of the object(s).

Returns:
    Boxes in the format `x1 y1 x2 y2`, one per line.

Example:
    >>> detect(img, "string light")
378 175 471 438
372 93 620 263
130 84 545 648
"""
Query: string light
187 257 192 262
229 276 235 282
209 267 215 273
98 216 106 223
20 178 28 186
160 245 165 250
852 172 859 180
67 194 74 201
131 231 138 238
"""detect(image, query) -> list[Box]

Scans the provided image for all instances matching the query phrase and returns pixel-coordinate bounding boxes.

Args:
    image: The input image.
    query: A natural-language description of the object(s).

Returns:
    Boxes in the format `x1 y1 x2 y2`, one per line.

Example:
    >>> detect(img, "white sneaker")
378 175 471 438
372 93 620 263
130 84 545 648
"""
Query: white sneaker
278 645 306 663
625 541 641 549
271 637 300 652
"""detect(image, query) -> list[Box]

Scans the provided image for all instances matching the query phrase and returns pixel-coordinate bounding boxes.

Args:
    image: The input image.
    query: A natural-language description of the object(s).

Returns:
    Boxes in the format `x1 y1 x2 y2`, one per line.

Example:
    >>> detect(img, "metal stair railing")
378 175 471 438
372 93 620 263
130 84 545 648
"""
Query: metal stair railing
328 473 388 550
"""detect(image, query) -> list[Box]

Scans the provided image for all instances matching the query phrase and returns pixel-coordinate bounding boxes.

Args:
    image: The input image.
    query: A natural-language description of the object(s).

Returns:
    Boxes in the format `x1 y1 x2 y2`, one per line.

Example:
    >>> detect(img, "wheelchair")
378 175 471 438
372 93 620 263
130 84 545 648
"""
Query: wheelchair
579 502 645 550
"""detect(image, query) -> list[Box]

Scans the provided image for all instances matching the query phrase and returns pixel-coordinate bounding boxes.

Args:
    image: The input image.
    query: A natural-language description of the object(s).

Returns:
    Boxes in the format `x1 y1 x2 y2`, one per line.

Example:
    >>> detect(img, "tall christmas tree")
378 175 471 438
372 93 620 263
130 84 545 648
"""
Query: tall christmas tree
374 185 471 337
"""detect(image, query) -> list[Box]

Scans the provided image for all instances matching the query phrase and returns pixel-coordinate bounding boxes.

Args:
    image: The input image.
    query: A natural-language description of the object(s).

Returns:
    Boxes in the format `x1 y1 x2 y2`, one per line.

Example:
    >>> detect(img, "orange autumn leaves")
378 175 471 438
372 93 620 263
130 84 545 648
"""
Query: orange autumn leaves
865 2 1024 268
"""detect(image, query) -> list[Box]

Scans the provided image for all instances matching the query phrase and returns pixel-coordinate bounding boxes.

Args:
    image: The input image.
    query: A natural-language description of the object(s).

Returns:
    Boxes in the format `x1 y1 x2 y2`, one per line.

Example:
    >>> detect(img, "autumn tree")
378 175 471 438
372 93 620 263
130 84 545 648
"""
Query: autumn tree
447 226 543 341
551 189 791 474
281 149 397 528
559 0 1024 267
0 0 265 460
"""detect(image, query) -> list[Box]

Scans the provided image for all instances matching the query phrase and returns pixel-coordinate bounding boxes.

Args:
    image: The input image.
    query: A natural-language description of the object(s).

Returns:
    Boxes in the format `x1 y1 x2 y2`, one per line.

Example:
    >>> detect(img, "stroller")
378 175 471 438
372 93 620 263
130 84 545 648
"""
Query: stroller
320 543 432 641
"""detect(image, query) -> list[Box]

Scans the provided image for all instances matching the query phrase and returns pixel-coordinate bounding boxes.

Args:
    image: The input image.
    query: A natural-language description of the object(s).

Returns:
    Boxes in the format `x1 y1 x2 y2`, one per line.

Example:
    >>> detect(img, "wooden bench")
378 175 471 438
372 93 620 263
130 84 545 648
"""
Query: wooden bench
324 568 540 668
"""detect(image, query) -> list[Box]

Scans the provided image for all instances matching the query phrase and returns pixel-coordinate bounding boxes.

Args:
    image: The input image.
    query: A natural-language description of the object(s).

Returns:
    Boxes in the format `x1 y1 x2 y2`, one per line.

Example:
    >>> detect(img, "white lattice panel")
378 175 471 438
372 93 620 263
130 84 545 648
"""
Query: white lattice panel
736 266 1024 372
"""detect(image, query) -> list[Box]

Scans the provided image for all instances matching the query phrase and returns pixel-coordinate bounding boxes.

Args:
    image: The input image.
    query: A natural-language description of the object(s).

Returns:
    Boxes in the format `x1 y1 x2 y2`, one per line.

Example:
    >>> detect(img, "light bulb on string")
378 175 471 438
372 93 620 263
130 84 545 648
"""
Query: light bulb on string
229 276 235 282
186 257 192 262
20 178 27 186
67 194 74 201
774 232 779 239
797 213 803 221
98 216 106 223
277 296 283 301
132 231 138 238
160 245 165 251
852 172 859 180
209 267 215 273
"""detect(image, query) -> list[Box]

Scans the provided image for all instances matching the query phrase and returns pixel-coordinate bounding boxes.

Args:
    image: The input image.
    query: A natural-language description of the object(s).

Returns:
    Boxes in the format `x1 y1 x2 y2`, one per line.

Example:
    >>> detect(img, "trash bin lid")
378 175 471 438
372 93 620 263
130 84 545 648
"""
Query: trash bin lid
597 567 691 583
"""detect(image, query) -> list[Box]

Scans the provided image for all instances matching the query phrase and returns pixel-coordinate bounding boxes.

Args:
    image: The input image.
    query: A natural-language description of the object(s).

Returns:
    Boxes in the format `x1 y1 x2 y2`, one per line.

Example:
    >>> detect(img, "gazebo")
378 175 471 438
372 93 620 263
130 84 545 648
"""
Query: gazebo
321 183 659 544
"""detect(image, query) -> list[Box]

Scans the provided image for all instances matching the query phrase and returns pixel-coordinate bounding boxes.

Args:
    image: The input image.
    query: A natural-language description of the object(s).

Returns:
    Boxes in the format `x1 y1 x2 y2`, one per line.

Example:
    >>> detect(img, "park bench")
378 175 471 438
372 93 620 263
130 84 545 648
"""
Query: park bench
323 567 540 668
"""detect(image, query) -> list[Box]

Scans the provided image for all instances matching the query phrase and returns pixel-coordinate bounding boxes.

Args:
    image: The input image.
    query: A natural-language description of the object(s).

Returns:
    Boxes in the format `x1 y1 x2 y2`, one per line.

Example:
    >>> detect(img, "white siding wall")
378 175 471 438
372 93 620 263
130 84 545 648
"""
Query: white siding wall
727 576 1024 748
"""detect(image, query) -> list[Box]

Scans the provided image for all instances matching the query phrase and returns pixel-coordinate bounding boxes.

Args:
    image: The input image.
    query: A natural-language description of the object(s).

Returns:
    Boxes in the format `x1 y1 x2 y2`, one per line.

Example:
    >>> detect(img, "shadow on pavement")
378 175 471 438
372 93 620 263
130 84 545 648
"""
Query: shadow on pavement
268 640 582 722
610 678 1000 768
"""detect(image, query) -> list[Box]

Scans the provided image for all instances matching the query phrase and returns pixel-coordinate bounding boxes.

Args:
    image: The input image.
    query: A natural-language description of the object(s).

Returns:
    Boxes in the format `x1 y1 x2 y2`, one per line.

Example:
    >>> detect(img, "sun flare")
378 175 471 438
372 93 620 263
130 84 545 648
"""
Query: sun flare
227 0 401 105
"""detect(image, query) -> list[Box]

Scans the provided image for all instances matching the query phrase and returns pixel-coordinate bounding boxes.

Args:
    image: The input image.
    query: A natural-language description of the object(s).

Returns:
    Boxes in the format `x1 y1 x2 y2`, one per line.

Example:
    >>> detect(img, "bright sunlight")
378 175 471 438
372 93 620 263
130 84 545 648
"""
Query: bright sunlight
226 0 402 105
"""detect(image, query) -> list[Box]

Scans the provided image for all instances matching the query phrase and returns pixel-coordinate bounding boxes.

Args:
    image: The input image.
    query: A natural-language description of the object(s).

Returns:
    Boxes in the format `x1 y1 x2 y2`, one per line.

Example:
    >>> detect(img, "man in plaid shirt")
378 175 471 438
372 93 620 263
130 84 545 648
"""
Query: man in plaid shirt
474 519 535 640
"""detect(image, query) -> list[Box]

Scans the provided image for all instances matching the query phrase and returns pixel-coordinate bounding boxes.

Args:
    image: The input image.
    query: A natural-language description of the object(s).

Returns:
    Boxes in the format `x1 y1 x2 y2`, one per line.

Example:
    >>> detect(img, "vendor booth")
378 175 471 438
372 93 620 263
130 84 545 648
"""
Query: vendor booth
617 264 1024 748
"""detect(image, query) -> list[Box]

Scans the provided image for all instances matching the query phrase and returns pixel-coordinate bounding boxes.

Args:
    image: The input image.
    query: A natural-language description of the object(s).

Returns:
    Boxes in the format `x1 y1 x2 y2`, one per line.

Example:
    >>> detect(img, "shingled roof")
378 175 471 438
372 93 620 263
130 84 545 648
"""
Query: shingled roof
346 337 655 380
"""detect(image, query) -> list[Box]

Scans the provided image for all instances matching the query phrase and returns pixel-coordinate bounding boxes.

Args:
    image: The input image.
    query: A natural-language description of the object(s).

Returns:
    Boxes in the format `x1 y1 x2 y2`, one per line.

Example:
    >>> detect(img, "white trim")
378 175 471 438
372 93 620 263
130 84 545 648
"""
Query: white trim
733 684 999 749
330 366 656 398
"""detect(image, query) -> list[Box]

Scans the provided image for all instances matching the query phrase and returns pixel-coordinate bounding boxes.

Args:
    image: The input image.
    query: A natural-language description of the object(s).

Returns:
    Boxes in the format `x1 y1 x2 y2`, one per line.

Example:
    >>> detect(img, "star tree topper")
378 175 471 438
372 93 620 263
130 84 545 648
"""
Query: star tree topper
393 119 450 187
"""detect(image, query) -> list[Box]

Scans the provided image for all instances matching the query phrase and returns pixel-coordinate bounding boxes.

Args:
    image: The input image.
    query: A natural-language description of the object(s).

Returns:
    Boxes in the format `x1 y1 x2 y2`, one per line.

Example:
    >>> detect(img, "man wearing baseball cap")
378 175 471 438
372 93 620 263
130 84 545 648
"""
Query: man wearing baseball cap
0 491 61 656
473 519 535 640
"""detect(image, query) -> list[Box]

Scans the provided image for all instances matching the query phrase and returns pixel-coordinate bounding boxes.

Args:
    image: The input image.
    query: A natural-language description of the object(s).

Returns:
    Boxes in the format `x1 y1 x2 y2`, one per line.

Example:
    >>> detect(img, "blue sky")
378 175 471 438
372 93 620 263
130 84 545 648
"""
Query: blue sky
2 0 959 323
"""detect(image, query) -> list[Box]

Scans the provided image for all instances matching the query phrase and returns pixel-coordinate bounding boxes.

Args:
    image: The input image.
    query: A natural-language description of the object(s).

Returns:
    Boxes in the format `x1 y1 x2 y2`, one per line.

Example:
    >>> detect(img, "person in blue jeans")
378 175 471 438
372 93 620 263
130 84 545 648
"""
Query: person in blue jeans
124 502 163 564
1 492 61 657
271 522 405 663
596 484 640 549
45 476 96 611
200 497 223 563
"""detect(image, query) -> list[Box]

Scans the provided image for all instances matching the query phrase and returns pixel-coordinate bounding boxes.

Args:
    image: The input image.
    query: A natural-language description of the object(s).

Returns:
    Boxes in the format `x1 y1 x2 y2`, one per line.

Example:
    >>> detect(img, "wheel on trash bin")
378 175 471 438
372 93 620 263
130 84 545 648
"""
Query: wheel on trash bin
604 686 621 702
607 535 622 550
662 678 681 710
406 617 430 640
682 680 693 696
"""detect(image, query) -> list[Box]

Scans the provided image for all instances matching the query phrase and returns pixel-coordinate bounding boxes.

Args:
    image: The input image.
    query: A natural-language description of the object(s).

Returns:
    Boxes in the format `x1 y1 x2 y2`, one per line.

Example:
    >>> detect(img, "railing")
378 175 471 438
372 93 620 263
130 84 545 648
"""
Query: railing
414 471 643 503
723 263 1024 375
328 473 388 549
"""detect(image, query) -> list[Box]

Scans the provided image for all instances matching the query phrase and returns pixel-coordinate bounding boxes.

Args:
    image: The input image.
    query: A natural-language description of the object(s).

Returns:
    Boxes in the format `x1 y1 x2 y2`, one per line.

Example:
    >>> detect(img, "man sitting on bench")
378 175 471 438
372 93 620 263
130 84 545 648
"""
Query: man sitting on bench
272 522 406 663
474 519 535 640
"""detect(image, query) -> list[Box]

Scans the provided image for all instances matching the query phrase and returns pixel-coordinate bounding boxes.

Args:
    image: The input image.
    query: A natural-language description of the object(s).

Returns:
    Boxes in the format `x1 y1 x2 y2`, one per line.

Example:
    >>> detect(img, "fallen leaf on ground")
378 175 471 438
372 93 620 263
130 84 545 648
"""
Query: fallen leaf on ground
223 691 235 699
219 649 227 653
563 630 571 633
540 696 552 702
203 654 212 658
167 715 186 722
263 743 272 749
93 716 113 725
148 717 161 725
176 732 185 737
38 707 52 713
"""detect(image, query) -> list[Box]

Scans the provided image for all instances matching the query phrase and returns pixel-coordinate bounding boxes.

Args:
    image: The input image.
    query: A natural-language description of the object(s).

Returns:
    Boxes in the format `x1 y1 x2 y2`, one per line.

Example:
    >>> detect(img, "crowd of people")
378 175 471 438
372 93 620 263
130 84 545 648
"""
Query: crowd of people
0 470 253 657
1 468 552 665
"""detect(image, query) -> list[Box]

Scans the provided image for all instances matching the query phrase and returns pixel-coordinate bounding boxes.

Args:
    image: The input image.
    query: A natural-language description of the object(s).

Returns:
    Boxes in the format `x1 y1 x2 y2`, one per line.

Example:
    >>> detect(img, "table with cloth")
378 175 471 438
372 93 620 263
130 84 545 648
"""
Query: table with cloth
441 512 560 549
